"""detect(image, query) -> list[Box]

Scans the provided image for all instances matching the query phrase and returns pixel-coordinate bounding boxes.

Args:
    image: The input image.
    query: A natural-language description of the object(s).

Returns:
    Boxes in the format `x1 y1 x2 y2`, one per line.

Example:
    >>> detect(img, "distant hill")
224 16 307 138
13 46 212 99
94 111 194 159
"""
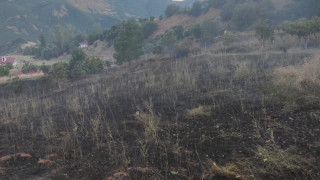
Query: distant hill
0 0 196 55
0 0 119 55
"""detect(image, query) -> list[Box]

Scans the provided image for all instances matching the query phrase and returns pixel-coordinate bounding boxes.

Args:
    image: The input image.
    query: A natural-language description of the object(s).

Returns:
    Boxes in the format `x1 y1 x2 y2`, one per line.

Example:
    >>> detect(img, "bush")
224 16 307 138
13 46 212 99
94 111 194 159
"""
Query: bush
172 25 184 40
83 57 104 74
160 29 178 50
21 62 38 74
40 63 51 73
0 66 10 77
68 49 87 79
185 24 202 39
223 31 238 45
201 19 220 42
255 19 274 43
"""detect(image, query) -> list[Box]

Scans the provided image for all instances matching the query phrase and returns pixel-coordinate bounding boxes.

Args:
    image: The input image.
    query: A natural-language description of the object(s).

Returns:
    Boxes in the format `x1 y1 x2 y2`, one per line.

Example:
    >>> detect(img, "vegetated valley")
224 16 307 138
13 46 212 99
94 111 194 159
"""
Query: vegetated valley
0 0 320 179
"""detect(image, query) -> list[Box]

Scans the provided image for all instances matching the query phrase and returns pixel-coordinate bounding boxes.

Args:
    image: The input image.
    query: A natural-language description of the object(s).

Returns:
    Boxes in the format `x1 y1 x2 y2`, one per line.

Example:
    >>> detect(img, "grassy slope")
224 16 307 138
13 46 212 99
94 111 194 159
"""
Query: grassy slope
0 29 319 179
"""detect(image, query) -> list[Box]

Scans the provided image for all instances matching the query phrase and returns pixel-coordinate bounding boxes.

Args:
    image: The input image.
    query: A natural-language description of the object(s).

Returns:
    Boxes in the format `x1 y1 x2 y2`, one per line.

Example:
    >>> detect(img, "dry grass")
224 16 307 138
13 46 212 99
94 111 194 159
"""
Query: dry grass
256 146 308 177
84 40 115 62
0 73 44 85
66 0 114 15
0 47 318 179
153 8 221 37
136 99 160 141
202 161 245 180
186 106 211 119
274 56 320 90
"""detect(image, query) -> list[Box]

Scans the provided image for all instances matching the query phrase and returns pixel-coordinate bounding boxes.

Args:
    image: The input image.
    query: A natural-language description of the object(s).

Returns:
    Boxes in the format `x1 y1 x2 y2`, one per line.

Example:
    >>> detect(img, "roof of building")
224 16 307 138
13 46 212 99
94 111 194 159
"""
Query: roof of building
79 41 88 45
0 57 15 65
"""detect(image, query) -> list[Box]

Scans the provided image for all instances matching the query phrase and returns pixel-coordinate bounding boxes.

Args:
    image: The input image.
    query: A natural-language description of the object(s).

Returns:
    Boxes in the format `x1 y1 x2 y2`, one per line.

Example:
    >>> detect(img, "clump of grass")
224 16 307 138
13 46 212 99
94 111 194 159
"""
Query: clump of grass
186 106 211 119
202 161 244 180
257 146 308 177
266 57 320 111
136 99 160 141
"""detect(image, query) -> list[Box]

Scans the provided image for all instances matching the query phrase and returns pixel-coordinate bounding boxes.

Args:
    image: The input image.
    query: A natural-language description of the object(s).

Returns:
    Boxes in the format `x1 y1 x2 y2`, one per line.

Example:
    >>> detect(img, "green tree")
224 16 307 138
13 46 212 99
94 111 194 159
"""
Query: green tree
0 66 10 77
160 29 177 50
165 4 181 17
53 24 75 53
21 61 38 74
83 57 104 74
223 31 238 46
201 19 220 41
255 19 275 44
185 24 202 39
114 19 143 64
39 34 46 49
282 17 320 48
172 25 184 41
68 49 87 79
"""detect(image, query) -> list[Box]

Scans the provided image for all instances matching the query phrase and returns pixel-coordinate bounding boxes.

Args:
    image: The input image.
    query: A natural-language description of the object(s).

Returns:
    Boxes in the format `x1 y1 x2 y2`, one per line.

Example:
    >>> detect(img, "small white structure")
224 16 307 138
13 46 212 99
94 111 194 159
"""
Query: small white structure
79 41 88 48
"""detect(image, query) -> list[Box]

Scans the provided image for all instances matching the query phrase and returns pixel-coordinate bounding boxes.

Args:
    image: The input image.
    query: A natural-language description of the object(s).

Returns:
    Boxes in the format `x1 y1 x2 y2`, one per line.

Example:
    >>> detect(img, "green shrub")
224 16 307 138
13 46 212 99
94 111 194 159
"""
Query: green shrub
0 66 10 77
21 61 38 74
83 57 104 74
68 49 87 79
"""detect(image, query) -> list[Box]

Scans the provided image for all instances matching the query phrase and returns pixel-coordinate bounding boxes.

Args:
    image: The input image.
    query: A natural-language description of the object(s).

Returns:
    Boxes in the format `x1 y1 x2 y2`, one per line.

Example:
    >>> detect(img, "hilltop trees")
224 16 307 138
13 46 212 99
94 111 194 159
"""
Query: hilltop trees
165 4 181 17
282 17 320 48
114 19 143 64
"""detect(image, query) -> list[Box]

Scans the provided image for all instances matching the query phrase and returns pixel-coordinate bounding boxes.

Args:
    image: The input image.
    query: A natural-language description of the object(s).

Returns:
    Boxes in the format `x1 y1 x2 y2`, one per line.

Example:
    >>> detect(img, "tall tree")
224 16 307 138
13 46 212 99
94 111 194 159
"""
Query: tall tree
255 19 274 44
68 49 87 79
53 24 75 53
114 19 143 65
39 34 46 49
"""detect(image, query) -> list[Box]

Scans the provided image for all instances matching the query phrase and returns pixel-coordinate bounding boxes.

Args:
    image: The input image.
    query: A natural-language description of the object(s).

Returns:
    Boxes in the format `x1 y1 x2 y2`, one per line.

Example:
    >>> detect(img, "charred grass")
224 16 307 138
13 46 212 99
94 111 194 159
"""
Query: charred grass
0 51 319 179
